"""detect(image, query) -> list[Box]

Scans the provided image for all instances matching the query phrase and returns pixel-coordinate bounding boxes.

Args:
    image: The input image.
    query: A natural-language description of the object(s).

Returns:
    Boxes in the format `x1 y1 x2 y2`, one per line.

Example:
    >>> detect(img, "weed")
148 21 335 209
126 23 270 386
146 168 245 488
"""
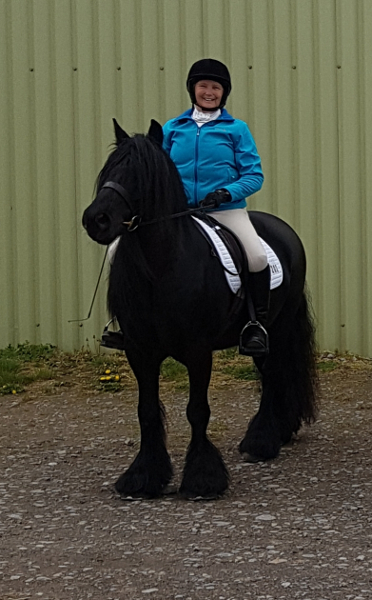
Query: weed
317 360 338 372
160 358 188 382
222 364 259 381
0 341 55 362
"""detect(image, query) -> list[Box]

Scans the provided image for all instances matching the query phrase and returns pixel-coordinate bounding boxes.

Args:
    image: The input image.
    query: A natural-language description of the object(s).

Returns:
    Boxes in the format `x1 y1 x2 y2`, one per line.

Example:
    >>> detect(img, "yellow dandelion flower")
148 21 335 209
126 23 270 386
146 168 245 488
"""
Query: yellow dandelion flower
115 375 120 381
105 369 111 375
12 389 17 395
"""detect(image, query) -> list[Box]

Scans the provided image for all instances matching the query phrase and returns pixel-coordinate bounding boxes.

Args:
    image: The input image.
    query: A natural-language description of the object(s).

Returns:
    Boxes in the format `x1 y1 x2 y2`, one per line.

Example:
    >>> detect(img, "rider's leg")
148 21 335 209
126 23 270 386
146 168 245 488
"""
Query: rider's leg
212 208 270 357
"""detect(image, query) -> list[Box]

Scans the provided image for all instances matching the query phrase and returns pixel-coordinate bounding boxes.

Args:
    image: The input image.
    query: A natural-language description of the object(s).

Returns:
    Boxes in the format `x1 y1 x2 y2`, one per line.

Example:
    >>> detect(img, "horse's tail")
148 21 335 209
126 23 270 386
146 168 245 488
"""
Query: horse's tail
280 286 318 428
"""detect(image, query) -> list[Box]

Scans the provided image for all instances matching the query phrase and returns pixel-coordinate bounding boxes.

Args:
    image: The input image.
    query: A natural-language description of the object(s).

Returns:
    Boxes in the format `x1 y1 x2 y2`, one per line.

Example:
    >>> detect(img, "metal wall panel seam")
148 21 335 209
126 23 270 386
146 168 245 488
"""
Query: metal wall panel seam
54 0 80 350
11 0 37 344
74 0 106 349
313 0 341 352
293 1 319 313
357 0 370 356
289 0 300 236
183 0 204 84
248 0 273 215
334 0 346 352
361 0 372 355
0 0 14 345
33 0 58 346
226 1 250 128
161 0 186 121
337 0 364 353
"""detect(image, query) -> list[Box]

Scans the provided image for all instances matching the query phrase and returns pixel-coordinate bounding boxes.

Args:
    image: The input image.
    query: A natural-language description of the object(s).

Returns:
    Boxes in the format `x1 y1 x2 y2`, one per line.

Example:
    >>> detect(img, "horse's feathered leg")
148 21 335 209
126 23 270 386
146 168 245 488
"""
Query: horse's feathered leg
239 363 285 460
115 350 173 498
180 349 229 498
239 292 318 461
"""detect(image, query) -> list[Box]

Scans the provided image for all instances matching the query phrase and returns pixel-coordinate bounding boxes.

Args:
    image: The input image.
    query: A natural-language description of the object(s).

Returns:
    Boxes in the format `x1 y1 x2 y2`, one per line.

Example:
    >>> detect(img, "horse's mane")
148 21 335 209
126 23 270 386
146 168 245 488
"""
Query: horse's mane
102 133 190 330
96 134 188 220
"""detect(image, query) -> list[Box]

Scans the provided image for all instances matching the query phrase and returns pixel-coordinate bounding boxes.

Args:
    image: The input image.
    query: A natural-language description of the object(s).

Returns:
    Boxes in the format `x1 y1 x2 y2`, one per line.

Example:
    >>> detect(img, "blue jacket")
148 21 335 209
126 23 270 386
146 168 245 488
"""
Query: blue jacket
163 108 264 210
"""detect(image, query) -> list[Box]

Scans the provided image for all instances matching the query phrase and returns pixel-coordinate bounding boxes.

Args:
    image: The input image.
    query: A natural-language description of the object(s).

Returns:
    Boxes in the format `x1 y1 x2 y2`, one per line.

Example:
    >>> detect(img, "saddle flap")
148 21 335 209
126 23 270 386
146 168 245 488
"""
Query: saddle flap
192 215 283 292
192 215 243 293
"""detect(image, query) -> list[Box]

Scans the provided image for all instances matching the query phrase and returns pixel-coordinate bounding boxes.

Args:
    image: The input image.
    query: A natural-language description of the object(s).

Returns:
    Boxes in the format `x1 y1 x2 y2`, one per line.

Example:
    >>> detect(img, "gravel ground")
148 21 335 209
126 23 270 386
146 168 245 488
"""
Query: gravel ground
1 364 372 600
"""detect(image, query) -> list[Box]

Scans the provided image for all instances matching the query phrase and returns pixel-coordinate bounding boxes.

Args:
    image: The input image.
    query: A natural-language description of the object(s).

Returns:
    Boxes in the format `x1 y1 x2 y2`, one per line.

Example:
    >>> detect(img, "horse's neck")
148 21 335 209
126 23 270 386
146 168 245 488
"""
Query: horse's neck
134 215 195 281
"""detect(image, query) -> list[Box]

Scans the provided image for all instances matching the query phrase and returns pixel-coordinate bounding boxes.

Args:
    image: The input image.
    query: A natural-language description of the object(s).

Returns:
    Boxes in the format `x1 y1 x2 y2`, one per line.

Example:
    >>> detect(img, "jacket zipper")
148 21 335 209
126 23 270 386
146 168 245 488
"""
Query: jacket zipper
193 126 200 207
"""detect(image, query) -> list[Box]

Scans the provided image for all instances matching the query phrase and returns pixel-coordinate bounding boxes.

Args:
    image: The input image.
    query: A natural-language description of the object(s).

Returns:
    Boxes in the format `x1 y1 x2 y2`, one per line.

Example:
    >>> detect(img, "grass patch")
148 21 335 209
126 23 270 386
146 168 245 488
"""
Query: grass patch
0 357 23 394
221 363 258 381
160 358 189 390
317 360 339 373
0 342 56 395
1 341 369 398
0 342 55 361
160 358 188 381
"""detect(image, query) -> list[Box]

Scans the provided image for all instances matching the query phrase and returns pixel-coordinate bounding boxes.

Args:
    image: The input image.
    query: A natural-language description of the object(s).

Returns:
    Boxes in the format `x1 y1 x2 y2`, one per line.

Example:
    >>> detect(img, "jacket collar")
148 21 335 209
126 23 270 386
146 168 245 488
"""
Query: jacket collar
173 107 234 122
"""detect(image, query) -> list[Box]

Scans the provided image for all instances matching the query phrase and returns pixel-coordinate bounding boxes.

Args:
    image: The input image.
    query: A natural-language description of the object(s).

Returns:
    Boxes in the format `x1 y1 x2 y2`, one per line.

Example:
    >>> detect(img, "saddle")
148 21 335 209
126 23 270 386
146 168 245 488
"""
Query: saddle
192 213 246 296
192 213 283 293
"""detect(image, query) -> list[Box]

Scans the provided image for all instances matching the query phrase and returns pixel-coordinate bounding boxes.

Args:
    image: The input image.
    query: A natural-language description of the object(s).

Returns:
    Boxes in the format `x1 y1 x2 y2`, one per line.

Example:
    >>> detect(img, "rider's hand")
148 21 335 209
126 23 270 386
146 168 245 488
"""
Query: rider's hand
200 189 232 209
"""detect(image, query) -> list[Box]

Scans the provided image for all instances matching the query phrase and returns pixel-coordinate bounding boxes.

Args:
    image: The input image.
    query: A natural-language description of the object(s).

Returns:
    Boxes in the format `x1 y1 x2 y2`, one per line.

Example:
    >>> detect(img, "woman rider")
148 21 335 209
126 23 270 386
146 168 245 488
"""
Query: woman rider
162 58 270 357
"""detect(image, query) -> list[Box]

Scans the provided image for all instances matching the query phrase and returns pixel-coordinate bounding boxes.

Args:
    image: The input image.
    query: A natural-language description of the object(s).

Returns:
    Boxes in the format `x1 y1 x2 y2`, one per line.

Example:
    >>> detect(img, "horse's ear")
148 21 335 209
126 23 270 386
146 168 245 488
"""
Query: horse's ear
148 119 163 146
113 118 129 145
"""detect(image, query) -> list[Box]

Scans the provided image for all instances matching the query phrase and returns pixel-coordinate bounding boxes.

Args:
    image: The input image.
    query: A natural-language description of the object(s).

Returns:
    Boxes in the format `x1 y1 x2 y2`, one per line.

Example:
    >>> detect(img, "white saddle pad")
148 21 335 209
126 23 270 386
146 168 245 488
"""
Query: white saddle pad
192 216 283 293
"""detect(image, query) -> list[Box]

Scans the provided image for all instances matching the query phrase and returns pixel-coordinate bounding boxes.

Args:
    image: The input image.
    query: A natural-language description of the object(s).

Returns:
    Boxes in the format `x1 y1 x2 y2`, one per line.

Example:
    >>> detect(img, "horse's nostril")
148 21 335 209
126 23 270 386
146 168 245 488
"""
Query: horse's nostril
95 213 110 229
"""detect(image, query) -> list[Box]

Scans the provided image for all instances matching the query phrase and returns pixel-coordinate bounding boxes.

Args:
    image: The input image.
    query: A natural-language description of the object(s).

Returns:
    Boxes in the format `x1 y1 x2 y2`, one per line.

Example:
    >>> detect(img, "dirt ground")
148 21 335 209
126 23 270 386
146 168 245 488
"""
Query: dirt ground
1 362 372 600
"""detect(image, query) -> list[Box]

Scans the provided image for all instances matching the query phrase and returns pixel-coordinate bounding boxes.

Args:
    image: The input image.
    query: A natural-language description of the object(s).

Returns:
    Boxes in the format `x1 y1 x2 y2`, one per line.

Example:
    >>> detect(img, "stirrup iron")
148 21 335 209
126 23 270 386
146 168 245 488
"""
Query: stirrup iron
239 321 269 357
100 318 126 351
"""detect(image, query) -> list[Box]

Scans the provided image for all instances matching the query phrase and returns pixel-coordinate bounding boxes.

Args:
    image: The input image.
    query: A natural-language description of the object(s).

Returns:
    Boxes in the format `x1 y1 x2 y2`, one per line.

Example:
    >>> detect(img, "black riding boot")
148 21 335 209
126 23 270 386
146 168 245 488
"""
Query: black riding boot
100 318 126 351
239 265 270 357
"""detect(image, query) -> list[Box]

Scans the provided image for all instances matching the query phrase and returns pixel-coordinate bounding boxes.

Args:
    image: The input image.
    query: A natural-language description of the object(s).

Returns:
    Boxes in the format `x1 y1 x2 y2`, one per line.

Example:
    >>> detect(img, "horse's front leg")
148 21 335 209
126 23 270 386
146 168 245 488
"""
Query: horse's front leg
115 350 173 498
180 349 229 499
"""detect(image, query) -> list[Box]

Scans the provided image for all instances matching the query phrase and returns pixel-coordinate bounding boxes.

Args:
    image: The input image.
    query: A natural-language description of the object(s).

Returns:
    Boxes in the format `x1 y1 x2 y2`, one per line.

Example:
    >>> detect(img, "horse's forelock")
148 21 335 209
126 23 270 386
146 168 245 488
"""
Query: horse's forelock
95 133 186 216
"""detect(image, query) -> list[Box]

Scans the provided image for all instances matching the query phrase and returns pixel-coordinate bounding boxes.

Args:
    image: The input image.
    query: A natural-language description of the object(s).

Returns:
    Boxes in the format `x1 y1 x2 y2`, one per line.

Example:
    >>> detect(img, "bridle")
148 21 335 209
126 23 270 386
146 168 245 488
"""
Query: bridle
76 181 215 324
100 181 206 232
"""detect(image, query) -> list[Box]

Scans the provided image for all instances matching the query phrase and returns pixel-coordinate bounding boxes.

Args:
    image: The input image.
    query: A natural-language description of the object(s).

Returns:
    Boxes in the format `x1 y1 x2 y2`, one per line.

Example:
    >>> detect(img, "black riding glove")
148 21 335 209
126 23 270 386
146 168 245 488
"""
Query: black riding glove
200 188 232 209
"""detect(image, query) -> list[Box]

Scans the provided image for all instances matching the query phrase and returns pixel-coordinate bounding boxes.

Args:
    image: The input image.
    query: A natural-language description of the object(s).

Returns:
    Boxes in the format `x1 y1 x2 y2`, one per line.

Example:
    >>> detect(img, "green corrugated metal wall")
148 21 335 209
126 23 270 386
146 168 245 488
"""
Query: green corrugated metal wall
1 0 371 356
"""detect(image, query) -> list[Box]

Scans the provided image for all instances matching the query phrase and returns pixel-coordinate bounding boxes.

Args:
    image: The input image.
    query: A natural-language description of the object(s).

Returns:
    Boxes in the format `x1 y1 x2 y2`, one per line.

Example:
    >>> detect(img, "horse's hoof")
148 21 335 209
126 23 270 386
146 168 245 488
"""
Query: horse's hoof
181 492 222 501
241 452 267 463
118 493 151 501
115 479 161 500
115 480 176 500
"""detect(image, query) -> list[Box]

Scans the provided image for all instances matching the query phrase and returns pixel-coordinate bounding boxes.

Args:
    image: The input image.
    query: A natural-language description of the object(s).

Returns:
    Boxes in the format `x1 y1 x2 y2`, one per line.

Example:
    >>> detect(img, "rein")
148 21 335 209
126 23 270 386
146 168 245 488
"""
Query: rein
101 181 206 232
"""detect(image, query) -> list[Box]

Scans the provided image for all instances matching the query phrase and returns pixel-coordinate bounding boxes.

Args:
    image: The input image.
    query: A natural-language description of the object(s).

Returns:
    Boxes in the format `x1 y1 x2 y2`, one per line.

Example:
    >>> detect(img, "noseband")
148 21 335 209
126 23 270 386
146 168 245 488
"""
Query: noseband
100 181 205 232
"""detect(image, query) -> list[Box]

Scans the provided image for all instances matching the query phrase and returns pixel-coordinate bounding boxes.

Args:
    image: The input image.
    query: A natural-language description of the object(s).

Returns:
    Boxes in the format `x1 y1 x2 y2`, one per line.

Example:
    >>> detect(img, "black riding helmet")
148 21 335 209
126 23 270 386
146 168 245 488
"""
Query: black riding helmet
186 58 232 110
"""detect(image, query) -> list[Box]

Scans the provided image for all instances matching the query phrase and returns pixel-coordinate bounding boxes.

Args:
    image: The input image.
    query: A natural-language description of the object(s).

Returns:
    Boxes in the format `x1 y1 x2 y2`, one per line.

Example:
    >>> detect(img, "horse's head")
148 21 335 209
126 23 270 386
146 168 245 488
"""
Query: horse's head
82 119 167 245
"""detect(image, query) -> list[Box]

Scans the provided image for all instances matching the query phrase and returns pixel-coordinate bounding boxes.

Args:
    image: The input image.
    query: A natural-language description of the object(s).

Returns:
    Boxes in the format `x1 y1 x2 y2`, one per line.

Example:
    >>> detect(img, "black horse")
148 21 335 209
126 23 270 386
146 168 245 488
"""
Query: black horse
82 119 317 499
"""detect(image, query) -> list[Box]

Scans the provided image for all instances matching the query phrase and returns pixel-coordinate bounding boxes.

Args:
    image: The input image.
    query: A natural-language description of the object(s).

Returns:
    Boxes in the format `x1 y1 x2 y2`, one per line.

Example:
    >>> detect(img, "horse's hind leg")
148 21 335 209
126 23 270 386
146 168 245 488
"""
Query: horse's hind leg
239 294 317 461
239 360 288 461
180 349 229 498
115 350 173 498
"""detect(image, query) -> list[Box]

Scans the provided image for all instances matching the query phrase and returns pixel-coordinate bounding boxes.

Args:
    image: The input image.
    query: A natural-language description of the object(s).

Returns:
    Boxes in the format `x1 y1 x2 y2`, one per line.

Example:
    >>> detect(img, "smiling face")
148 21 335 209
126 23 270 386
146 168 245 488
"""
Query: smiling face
194 79 224 111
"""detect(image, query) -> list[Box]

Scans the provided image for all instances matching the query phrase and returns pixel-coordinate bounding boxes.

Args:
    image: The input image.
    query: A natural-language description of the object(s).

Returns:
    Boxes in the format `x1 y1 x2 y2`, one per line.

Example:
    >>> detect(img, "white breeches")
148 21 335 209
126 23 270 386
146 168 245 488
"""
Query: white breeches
212 208 268 273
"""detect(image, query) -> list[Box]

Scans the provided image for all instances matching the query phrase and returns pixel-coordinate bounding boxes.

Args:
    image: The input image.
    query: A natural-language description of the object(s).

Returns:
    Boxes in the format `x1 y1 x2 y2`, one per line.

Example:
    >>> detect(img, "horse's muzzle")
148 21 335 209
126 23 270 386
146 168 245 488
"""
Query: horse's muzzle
82 207 118 245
